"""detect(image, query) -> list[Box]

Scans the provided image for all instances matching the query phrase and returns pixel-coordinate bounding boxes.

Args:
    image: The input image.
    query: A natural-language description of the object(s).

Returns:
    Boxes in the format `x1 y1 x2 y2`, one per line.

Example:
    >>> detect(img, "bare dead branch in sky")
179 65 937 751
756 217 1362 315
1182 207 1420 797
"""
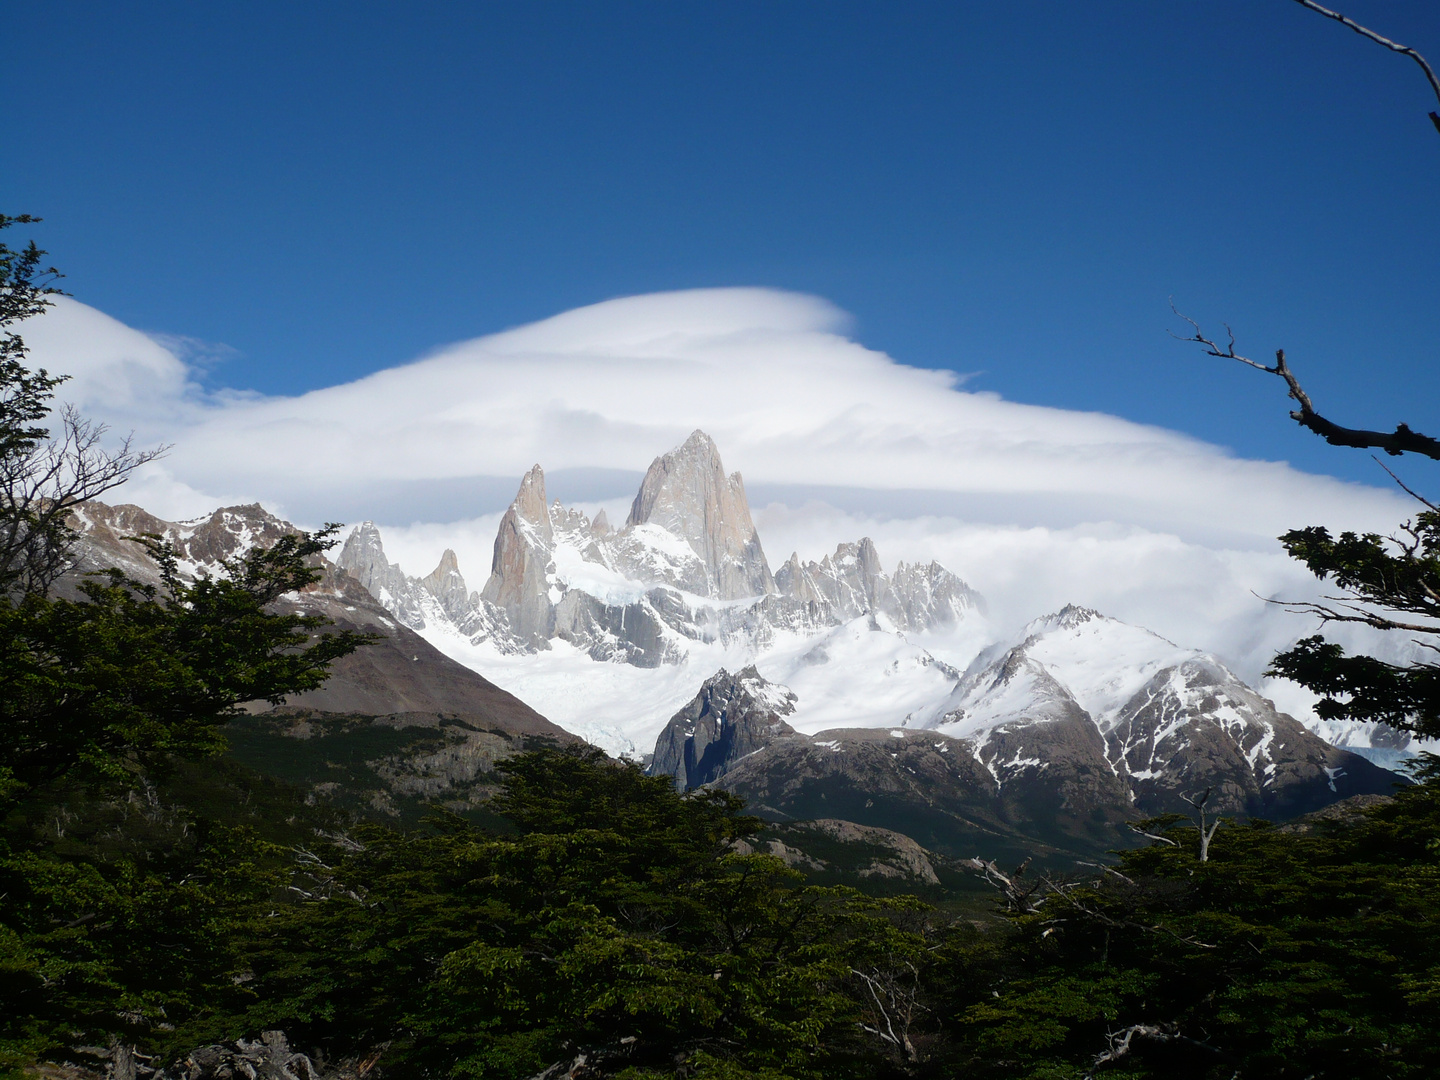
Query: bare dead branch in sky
1169 304 1440 461
1291 0 1440 136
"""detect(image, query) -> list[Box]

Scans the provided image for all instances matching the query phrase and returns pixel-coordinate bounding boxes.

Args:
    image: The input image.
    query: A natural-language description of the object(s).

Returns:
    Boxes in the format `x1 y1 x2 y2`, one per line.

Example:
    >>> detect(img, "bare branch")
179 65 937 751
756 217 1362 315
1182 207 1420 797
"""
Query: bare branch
1093 1022 1179 1067
1126 822 1179 848
0 404 169 596
1291 0 1440 136
851 963 921 1064
1266 595 1440 636
1079 861 1137 886
1171 303 1440 461
1370 455 1439 512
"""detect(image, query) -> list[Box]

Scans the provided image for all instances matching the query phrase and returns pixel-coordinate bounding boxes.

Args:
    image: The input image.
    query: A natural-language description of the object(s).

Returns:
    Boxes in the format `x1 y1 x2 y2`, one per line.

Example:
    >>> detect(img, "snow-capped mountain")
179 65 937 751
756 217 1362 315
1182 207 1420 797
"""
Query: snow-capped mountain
332 431 1423 774
924 604 1395 812
338 430 981 662
336 430 986 751
649 656 1396 859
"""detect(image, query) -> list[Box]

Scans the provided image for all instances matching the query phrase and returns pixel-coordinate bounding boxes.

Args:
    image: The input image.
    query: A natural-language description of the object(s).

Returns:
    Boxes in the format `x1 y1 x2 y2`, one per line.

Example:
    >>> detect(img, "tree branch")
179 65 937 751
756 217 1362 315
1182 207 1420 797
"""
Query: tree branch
1266 594 1440 636
1291 0 1440 136
1170 304 1440 461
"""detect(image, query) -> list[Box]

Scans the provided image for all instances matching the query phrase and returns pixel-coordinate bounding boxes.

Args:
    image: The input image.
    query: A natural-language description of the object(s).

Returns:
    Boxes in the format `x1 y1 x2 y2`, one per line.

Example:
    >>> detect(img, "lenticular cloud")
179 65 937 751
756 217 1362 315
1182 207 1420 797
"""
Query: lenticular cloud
21 287 1404 548
18 286 1422 709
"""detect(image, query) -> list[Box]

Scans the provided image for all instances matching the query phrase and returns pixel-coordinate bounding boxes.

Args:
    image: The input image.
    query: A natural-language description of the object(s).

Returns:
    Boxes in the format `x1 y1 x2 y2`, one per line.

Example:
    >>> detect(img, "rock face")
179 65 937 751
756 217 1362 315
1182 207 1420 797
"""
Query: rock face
932 605 1398 820
70 501 296 585
336 521 429 629
340 431 983 670
794 819 942 885
626 430 775 599
67 501 566 739
732 818 942 885
419 549 473 625
650 666 798 789
479 464 556 647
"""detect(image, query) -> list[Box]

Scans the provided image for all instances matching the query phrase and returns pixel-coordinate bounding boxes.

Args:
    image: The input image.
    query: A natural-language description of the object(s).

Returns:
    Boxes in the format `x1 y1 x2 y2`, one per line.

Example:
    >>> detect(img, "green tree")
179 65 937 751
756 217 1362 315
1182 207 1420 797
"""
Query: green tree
0 531 370 791
0 215 164 598
0 214 370 1075
933 764 1440 1078
240 746 930 1080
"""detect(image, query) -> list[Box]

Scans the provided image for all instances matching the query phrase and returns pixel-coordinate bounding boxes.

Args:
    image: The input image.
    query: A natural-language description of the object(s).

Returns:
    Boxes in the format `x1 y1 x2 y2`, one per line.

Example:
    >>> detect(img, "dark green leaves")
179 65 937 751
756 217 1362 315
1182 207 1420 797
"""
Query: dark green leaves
0 529 370 790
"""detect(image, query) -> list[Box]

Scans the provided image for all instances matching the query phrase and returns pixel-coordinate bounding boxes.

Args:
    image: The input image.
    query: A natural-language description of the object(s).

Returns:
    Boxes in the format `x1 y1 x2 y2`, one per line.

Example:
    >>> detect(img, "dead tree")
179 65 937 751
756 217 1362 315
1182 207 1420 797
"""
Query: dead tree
851 959 924 1064
1179 786 1223 863
960 856 1046 913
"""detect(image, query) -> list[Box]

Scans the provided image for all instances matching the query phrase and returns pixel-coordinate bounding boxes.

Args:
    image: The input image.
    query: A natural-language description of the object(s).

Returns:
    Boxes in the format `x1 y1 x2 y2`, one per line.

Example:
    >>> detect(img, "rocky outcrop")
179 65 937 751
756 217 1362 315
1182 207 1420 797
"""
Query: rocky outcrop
626 430 776 599
340 432 984 670
730 819 942 884
791 819 942 884
479 464 556 646
650 666 798 789
774 538 982 631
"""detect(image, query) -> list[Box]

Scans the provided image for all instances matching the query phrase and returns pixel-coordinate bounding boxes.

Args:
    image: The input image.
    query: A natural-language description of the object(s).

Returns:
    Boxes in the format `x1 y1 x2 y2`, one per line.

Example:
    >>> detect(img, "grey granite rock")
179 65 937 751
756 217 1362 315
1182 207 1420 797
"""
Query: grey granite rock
626 430 776 599
650 666 798 789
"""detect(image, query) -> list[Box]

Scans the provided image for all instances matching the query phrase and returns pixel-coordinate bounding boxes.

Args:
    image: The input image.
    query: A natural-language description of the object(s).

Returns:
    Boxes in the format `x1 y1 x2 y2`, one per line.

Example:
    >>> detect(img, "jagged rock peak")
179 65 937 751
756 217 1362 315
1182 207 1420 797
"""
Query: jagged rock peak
650 665 799 790
421 549 466 597
419 549 473 625
336 522 429 630
1046 604 1102 629
512 464 551 535
479 468 558 644
625 429 775 600
591 508 611 535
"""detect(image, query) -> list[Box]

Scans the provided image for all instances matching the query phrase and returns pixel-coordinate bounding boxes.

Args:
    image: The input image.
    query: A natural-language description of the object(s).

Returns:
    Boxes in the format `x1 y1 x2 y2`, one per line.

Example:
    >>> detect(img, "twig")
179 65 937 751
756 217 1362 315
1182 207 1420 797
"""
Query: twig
1369 455 1439 512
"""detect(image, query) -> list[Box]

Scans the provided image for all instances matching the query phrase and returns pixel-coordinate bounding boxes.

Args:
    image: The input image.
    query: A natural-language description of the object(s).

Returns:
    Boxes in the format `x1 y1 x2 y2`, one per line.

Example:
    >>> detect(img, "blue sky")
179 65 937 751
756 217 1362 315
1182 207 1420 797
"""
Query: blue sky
8 0 1438 486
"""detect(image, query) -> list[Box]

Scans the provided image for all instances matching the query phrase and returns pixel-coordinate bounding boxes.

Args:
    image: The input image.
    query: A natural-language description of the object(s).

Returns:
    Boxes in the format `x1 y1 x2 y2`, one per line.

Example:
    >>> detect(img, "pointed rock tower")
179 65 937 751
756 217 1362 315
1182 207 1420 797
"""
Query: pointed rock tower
480 465 556 645
626 430 775 599
419 549 471 624
336 522 428 629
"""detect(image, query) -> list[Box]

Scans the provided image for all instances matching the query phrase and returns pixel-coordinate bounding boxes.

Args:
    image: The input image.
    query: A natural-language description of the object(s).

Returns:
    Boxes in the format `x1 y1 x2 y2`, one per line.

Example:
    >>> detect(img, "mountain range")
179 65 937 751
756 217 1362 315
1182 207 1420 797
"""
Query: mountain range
65 429 1410 861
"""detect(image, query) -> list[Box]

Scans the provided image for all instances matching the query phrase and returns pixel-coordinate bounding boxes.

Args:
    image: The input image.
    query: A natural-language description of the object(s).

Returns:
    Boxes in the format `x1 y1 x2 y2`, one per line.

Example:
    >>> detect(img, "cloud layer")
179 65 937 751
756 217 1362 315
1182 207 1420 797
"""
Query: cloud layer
18 288 1417 706
23 288 1405 540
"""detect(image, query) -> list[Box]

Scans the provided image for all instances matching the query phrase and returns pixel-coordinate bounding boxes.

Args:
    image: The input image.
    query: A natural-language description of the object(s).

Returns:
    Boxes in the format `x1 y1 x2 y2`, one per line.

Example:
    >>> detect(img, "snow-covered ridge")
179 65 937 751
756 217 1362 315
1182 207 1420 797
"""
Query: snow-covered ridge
913 604 1372 803
329 433 1421 773
335 431 986 749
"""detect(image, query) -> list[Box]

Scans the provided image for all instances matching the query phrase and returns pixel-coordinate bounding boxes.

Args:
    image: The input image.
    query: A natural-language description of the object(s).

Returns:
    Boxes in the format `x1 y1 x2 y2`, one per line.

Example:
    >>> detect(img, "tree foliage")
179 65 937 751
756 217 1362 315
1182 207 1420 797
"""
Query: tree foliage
237 746 930 1079
0 530 371 791
937 767 1440 1078
0 215 164 598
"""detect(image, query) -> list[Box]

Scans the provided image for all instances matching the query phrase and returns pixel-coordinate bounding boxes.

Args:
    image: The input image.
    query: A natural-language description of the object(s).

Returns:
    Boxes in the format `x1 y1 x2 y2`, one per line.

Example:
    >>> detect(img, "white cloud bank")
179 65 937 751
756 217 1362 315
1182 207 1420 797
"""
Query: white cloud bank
18 288 1419 703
